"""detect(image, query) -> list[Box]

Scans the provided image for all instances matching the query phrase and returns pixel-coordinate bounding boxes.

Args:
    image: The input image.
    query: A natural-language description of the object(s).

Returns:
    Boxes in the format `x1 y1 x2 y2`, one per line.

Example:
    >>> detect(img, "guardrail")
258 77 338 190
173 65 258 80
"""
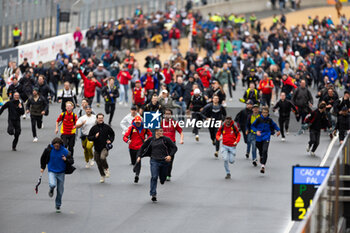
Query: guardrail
296 134 350 233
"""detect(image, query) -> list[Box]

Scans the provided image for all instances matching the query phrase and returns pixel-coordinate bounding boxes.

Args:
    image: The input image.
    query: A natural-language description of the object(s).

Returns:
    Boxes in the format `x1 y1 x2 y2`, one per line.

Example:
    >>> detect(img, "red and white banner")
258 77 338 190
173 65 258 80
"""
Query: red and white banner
17 30 87 64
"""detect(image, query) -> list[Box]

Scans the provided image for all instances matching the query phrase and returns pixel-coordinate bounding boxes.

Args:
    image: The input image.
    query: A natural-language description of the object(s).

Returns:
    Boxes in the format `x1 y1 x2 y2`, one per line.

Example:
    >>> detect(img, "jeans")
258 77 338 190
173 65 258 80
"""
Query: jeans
96 87 101 104
221 145 236 174
119 84 129 103
256 141 270 165
150 159 169 196
48 171 65 208
94 148 109 176
49 82 58 101
30 115 43 138
247 133 257 160
175 100 186 121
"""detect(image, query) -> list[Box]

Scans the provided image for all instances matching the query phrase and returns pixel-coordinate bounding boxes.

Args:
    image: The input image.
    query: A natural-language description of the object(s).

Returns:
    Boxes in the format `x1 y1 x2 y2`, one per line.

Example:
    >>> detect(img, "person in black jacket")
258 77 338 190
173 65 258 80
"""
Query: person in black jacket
333 106 350 144
102 77 119 125
19 71 35 103
201 95 227 157
40 137 74 213
0 92 25 151
234 100 253 158
36 75 52 102
46 61 61 102
136 128 177 202
7 77 23 100
187 88 207 141
305 102 330 156
88 113 115 183
26 88 48 142
272 92 298 140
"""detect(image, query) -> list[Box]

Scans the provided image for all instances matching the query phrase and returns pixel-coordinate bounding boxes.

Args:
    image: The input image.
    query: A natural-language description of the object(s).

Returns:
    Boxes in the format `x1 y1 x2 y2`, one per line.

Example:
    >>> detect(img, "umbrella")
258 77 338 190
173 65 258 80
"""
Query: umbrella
35 173 43 194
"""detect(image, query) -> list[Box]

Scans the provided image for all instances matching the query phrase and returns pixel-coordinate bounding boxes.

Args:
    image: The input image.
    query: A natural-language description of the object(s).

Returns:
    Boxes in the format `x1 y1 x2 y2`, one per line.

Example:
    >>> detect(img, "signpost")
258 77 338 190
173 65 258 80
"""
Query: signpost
292 166 329 221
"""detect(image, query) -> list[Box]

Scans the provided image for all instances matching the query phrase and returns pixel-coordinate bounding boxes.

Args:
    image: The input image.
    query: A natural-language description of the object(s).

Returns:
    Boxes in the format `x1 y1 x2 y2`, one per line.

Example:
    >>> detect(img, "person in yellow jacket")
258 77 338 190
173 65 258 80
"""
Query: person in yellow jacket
13 26 22 47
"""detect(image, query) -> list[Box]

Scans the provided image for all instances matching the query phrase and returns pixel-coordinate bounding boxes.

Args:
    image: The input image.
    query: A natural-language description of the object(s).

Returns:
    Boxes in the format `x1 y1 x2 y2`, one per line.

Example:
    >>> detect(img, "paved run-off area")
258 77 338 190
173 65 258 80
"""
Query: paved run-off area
0 5 346 233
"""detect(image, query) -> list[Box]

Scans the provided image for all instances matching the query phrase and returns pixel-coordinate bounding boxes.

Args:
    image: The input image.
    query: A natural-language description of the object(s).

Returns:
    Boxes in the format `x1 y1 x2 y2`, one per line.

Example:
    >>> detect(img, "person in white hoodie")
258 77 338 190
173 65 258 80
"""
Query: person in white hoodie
295 51 304 67
120 106 140 135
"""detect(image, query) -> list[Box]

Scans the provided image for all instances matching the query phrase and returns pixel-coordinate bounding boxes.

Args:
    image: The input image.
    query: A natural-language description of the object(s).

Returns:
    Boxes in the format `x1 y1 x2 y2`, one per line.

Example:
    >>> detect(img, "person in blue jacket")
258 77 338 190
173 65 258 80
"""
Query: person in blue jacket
251 106 280 174
323 62 338 84
40 137 74 213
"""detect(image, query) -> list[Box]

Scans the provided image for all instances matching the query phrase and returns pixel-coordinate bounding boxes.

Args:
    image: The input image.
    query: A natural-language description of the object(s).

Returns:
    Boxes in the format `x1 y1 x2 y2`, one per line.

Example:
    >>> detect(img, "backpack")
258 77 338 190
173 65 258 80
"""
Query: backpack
59 112 77 126
220 122 239 137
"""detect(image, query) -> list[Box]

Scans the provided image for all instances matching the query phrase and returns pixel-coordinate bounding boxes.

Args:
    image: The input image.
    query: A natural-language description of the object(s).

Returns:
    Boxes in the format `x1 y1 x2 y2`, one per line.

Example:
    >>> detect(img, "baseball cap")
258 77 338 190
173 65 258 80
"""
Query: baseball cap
134 115 142 123
194 88 201 94
98 63 104 67
161 89 168 94
154 64 160 69
253 104 259 108
135 80 141 83
246 100 253 105
147 68 153 73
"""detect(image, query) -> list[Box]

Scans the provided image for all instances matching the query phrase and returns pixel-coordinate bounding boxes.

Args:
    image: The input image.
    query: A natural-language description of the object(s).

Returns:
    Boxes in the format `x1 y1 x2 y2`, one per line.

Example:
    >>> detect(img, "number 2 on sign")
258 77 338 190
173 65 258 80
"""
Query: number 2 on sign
298 208 306 219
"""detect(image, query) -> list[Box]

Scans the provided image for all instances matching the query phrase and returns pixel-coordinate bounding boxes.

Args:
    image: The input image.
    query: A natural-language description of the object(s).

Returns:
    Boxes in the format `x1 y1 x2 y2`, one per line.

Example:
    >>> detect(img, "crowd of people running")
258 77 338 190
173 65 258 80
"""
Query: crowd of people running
0 4 349 212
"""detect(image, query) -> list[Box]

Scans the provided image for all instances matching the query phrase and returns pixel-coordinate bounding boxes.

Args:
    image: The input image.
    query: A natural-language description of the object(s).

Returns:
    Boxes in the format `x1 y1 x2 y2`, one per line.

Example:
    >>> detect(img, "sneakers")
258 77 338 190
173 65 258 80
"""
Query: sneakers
252 160 257 167
33 137 38 143
48 187 54 198
311 152 316 157
22 115 26 119
212 140 215 146
119 102 123 105
281 137 286 142
124 103 128 107
100 176 105 183
105 169 110 178
245 153 249 159
12 147 17 151
286 130 289 135
225 173 231 179
40 124 44 129
89 160 95 166
55 206 61 213
97 103 100 107
85 163 90 168
260 166 265 174
166 176 171 181
134 175 139 183
214 151 218 158
306 145 310 152
151 196 157 202
195 135 199 141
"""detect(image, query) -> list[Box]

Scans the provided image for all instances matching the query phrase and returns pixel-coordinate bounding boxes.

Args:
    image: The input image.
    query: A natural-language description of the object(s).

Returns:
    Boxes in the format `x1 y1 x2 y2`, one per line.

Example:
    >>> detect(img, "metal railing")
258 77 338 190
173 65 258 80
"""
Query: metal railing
296 134 350 233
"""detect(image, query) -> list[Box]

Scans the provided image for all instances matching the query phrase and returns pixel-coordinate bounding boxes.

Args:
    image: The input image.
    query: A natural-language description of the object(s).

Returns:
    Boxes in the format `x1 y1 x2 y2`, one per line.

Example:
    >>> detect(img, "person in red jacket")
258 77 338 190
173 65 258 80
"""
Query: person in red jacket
169 26 181 50
216 116 241 179
140 68 159 101
79 69 102 105
258 73 274 107
123 115 152 183
161 108 184 181
132 80 146 112
117 65 132 106
162 61 175 88
196 65 212 89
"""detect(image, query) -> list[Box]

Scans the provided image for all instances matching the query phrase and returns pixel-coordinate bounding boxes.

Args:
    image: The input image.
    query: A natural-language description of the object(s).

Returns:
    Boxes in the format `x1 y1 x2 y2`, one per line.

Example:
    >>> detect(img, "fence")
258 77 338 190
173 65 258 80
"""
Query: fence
296 134 350 233
0 0 231 49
